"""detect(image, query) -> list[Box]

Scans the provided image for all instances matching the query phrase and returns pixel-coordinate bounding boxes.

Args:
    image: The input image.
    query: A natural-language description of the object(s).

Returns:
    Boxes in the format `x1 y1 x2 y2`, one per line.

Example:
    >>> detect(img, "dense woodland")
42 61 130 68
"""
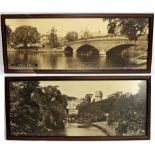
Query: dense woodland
10 81 68 136
78 81 147 136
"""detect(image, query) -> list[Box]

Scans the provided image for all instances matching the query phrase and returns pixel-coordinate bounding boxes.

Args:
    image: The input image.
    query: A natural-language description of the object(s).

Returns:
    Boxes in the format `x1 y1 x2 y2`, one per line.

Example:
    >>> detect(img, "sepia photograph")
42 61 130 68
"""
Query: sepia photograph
5 76 150 140
1 14 153 73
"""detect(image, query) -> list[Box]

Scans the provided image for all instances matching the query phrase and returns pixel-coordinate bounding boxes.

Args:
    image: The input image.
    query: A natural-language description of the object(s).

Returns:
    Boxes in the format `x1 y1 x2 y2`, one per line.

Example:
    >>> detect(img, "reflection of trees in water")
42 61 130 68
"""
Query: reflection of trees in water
76 57 102 69
8 49 145 70
49 54 58 69
8 52 39 66
105 56 133 68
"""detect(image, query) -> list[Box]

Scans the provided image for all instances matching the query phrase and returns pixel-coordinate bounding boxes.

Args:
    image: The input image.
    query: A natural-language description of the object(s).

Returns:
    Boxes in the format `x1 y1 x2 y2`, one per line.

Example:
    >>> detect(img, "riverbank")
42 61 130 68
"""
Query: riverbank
79 121 116 136
7 47 64 53
88 121 145 136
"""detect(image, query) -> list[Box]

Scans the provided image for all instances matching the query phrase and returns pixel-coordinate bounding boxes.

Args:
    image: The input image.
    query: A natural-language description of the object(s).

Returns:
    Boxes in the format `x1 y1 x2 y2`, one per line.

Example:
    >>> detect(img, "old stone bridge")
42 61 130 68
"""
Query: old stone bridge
62 36 142 58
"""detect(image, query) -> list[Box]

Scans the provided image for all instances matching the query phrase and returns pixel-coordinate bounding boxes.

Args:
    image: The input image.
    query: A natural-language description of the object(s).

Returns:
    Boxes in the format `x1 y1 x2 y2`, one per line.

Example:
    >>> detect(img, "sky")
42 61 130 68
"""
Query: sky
39 80 144 99
5 18 108 37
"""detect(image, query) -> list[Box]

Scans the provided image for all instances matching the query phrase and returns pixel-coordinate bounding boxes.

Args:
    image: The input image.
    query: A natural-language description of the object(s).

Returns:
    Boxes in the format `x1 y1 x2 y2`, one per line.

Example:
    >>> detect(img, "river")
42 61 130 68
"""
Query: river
7 51 144 70
51 122 107 136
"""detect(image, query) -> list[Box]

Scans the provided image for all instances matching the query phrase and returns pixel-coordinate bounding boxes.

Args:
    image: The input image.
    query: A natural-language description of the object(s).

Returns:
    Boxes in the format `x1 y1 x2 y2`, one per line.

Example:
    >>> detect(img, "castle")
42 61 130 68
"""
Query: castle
85 91 103 102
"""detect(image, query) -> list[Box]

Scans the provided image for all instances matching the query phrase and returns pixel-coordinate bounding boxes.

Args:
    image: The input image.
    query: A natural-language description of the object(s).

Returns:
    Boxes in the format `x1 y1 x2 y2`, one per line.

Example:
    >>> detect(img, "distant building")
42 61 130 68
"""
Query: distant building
67 99 82 115
95 91 103 102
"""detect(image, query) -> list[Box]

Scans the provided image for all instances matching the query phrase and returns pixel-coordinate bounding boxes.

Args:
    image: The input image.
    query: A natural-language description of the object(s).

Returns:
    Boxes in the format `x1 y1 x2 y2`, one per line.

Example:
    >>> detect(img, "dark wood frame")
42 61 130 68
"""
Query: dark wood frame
1 13 154 74
5 76 151 140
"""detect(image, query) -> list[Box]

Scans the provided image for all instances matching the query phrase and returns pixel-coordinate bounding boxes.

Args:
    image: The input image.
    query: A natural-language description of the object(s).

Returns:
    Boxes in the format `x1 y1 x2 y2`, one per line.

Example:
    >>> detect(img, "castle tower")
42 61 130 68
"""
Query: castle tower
95 91 103 102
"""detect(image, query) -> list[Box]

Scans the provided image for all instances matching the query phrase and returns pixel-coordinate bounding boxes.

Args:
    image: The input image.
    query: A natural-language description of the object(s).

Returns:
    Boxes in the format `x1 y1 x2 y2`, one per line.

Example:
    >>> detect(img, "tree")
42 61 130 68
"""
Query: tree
10 81 68 136
48 27 59 48
77 87 147 136
137 81 146 98
104 18 148 41
6 25 12 46
65 31 78 42
13 26 40 47
107 20 117 35
10 81 40 136
32 85 68 130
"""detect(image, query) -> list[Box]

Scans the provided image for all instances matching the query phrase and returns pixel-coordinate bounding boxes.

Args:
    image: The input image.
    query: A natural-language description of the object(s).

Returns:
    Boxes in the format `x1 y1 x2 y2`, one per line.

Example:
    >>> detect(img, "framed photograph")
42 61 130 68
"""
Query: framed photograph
5 76 151 140
1 14 154 73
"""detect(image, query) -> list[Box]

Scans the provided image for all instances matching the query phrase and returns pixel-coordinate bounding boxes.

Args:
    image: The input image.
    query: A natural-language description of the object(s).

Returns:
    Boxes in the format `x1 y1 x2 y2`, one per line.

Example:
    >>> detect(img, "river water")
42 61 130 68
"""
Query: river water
52 123 107 136
7 51 141 70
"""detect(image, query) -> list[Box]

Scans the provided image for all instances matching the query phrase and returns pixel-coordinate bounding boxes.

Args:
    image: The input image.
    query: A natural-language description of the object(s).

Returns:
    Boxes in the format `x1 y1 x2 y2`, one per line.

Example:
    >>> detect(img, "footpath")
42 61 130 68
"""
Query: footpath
80 121 116 136
92 122 116 136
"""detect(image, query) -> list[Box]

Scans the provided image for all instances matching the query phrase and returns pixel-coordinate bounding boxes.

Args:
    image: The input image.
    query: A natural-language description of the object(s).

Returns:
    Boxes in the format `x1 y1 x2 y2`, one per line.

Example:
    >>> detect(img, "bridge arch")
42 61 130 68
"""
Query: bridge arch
76 44 99 57
106 44 136 59
64 46 73 56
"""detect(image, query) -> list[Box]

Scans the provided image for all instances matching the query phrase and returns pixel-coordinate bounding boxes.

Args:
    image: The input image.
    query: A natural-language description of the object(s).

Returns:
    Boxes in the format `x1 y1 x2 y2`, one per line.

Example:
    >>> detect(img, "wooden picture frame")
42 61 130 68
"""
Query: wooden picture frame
1 14 154 73
5 76 151 140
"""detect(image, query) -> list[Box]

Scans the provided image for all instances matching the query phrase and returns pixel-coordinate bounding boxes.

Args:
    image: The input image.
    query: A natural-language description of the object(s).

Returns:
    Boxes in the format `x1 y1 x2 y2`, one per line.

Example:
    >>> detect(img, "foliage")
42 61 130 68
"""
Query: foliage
78 99 106 123
62 94 77 101
12 26 40 47
65 31 78 42
5 25 12 46
48 27 59 48
104 18 148 41
107 20 117 35
10 82 68 136
10 81 40 135
77 82 146 135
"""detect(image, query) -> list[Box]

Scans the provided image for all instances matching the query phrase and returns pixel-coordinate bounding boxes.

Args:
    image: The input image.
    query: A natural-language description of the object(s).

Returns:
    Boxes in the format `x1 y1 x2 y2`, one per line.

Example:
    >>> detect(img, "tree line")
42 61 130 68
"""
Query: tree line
6 25 91 49
6 18 148 49
103 18 148 41
10 81 69 136
77 81 147 136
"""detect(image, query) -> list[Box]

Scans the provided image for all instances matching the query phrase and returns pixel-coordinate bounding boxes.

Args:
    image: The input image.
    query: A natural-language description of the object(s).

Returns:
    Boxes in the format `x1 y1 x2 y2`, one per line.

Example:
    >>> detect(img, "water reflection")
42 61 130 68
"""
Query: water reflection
51 123 107 136
8 51 144 70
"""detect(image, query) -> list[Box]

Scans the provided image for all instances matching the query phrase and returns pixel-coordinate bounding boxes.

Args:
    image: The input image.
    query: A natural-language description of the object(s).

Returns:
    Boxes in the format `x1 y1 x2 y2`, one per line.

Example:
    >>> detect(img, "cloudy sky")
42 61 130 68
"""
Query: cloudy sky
6 18 108 37
39 80 144 99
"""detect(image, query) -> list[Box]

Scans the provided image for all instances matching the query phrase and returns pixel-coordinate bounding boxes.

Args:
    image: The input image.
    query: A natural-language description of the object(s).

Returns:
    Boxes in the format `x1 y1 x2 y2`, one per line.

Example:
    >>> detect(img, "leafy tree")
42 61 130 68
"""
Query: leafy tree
5 25 12 46
65 31 78 42
77 82 147 136
10 81 40 136
13 26 40 47
10 82 68 136
48 27 59 48
32 85 68 130
137 81 146 98
107 20 117 35
104 18 148 41
62 94 77 101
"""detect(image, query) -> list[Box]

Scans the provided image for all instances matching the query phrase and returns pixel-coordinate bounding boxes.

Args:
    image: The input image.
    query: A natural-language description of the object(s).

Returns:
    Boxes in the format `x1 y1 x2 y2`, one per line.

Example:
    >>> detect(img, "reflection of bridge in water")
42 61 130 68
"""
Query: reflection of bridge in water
62 36 146 58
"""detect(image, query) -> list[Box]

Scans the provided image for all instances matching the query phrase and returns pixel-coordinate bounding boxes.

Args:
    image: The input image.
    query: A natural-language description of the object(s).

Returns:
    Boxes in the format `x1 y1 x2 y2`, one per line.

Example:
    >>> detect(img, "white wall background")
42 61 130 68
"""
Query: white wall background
0 0 154 155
